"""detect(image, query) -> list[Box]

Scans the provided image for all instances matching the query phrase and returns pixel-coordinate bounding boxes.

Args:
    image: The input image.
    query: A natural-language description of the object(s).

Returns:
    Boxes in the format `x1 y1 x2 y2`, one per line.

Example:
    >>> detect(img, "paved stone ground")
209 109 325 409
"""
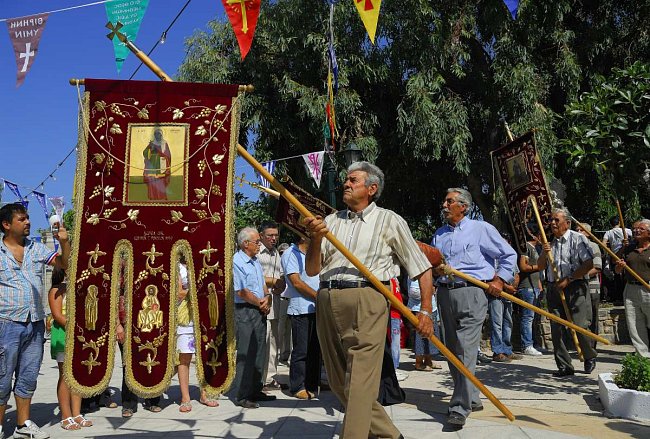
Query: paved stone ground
1 341 649 438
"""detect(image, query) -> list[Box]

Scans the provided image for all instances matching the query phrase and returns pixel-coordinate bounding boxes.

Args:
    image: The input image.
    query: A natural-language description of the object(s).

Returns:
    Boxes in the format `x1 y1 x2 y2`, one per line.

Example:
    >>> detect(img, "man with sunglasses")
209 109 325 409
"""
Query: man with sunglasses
431 188 517 428
537 207 597 377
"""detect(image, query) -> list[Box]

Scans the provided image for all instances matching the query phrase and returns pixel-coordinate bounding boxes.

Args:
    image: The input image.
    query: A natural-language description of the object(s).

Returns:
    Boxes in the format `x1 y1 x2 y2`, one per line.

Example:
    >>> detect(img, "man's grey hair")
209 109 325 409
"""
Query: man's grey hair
637 218 650 229
578 223 592 233
237 227 258 248
552 207 572 222
347 161 384 200
447 188 472 209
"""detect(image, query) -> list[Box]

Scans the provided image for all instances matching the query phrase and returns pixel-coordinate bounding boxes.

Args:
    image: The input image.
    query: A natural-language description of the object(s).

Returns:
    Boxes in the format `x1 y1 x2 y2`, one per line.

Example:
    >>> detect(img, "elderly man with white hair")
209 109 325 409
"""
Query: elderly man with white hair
231 227 274 409
538 207 597 377
615 218 650 358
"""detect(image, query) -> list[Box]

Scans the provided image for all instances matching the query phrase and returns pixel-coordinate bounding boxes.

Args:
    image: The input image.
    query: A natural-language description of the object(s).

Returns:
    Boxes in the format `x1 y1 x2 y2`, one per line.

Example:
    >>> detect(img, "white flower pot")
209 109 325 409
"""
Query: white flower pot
598 372 650 421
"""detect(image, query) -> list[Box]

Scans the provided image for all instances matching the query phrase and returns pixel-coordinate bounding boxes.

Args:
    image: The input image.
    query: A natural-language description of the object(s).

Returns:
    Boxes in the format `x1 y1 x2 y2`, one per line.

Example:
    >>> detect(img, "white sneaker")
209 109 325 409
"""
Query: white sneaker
395 370 409 381
14 420 50 439
523 346 543 356
1 428 5 439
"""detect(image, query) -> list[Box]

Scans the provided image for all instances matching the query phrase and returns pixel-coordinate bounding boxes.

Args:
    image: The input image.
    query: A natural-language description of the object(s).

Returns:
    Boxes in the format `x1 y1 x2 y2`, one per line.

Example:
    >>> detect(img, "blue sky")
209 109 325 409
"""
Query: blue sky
0 0 258 234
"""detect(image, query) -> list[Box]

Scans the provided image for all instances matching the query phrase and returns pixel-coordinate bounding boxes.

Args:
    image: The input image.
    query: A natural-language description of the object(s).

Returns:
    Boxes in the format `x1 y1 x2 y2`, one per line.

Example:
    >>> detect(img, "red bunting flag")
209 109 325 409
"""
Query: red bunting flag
5 13 49 87
221 0 261 60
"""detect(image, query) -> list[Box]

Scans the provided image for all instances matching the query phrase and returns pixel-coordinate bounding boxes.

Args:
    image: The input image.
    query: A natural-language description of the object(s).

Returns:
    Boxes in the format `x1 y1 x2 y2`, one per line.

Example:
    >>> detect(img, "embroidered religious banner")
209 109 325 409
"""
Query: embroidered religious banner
275 176 336 238
5 13 49 87
65 79 241 398
221 0 262 60
491 131 553 253
353 0 382 44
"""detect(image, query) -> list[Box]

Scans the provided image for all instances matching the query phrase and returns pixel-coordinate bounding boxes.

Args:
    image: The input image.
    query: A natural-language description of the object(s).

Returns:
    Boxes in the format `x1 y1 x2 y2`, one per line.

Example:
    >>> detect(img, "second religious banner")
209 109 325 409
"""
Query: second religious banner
491 131 554 253
65 79 241 398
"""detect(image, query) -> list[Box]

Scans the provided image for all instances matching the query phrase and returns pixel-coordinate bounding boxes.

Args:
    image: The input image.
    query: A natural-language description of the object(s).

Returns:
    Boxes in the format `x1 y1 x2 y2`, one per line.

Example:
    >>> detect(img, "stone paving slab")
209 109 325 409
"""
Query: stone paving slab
2 341 649 438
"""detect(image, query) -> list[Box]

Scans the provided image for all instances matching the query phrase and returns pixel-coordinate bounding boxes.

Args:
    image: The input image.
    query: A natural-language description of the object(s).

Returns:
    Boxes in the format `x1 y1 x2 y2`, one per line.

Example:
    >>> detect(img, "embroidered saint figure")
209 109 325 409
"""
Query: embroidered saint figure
138 284 163 332
85 285 99 330
143 128 172 200
207 282 219 328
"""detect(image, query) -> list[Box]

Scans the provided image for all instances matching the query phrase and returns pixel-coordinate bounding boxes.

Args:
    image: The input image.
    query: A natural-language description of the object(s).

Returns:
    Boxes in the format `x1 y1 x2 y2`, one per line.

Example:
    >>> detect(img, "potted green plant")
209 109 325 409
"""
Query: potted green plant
599 353 650 420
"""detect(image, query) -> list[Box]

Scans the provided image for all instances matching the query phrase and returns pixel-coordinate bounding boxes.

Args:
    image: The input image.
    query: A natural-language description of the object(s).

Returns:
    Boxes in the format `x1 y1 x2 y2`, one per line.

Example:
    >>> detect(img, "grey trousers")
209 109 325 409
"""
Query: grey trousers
548 280 597 371
437 285 487 418
233 305 267 402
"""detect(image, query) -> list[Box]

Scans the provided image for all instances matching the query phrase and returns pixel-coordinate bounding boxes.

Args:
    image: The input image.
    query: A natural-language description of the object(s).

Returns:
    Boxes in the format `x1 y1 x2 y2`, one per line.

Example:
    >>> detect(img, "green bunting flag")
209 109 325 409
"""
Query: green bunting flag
105 0 149 73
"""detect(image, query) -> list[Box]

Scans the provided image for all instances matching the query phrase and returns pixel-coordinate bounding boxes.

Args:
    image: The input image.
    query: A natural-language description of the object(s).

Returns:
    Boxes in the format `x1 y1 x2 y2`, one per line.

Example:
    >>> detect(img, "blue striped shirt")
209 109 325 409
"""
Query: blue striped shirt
0 238 57 322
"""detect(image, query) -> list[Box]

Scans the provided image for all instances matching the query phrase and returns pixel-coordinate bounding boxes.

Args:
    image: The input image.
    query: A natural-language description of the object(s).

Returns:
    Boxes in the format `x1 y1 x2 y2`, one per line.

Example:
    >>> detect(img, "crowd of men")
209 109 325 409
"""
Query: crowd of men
2 159 650 439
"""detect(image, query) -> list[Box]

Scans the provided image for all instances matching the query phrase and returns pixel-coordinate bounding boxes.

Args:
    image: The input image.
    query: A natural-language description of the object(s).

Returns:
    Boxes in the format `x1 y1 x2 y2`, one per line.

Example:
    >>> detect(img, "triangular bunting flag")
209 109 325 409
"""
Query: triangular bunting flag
105 0 149 73
32 191 49 221
302 152 325 188
503 0 519 19
3 180 23 202
222 0 262 60
49 196 66 219
5 13 49 87
353 0 382 44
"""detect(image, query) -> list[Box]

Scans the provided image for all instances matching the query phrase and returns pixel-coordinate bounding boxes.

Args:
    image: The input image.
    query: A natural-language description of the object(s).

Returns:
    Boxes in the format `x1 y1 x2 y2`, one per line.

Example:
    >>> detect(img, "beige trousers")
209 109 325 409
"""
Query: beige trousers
316 287 401 439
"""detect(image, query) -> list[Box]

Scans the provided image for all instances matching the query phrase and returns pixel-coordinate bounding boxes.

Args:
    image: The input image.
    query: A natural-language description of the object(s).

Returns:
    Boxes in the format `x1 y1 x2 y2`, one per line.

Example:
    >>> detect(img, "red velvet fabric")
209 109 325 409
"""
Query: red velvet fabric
69 79 239 393
491 132 554 253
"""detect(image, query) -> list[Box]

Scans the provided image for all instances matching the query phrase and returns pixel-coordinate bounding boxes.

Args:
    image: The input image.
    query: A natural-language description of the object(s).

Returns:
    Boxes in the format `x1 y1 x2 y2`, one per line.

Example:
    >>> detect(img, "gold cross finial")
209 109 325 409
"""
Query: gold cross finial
106 21 127 43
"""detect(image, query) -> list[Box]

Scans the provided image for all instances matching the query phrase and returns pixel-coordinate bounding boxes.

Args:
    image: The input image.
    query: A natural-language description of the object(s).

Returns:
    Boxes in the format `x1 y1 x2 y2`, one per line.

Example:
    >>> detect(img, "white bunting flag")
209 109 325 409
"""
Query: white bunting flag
302 151 325 188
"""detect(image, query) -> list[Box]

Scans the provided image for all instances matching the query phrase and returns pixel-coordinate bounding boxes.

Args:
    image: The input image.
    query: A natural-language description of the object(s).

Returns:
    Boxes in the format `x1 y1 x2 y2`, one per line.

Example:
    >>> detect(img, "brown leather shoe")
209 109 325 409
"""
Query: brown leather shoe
492 353 512 363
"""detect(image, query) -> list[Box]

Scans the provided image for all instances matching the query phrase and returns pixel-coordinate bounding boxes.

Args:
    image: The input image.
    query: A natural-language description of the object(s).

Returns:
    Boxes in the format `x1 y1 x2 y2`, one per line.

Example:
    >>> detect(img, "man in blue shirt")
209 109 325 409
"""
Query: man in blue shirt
0 203 70 439
281 236 320 399
431 188 517 428
232 227 274 409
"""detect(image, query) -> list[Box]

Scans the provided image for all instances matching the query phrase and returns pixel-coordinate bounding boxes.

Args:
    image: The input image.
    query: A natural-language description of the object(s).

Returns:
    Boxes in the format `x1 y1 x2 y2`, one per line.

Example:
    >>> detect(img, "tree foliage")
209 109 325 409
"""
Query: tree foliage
559 62 650 224
178 0 649 232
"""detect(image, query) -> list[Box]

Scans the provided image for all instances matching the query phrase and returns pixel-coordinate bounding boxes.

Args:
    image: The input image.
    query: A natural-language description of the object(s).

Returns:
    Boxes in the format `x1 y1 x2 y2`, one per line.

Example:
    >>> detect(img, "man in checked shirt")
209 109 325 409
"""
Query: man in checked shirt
305 161 433 439
0 203 70 439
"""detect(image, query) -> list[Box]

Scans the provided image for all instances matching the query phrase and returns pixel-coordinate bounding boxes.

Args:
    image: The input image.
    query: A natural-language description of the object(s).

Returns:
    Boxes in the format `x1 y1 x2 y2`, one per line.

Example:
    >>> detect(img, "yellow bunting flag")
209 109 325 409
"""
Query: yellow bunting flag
353 0 382 44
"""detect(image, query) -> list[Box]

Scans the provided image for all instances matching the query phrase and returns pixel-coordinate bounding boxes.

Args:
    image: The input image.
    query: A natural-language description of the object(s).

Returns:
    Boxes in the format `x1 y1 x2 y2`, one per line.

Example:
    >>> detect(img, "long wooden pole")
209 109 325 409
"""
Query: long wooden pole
446 268 610 345
529 197 584 360
616 200 629 247
237 145 515 421
574 218 650 291
73 42 514 421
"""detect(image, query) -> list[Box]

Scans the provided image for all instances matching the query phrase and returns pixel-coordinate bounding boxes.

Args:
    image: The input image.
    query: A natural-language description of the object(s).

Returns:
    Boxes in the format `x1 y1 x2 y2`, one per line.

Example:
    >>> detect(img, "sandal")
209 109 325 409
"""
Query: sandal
73 414 93 427
122 408 134 418
144 404 162 413
179 401 192 413
61 417 81 430
199 397 219 407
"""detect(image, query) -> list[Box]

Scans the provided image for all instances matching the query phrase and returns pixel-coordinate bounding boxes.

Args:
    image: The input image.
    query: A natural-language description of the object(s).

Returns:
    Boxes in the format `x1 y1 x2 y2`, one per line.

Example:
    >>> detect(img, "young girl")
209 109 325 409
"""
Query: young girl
407 277 442 371
49 268 93 430
176 260 219 412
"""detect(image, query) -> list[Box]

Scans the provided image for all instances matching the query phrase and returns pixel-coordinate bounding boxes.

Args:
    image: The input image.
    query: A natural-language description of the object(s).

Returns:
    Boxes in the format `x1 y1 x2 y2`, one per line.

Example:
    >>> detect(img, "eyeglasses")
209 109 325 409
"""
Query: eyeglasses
246 239 262 245
264 233 279 238
550 218 564 222
443 198 457 205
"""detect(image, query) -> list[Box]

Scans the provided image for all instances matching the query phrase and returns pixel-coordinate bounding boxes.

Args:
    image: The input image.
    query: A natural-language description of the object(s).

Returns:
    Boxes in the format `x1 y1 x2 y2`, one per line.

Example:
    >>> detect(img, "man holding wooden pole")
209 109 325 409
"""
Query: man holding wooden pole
537 207 598 376
304 161 434 439
430 188 517 427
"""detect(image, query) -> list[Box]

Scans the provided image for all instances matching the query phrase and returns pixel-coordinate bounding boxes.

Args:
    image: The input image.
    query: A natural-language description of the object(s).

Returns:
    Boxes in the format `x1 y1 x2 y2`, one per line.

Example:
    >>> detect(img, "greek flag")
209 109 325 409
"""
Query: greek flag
259 161 276 189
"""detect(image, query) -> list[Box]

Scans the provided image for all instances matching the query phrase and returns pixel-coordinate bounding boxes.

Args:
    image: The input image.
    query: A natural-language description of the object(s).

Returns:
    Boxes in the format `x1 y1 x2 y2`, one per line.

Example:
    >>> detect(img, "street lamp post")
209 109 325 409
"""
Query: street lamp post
342 141 363 168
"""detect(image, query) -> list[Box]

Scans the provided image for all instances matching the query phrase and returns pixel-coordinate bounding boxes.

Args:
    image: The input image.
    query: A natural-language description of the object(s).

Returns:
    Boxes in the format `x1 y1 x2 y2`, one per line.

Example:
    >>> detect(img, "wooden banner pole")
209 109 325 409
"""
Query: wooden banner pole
529 196 584 360
238 145 515 421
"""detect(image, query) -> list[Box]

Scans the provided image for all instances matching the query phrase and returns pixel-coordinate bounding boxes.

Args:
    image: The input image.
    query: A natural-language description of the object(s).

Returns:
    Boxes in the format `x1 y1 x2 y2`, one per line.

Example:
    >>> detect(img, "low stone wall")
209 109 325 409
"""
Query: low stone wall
483 305 630 352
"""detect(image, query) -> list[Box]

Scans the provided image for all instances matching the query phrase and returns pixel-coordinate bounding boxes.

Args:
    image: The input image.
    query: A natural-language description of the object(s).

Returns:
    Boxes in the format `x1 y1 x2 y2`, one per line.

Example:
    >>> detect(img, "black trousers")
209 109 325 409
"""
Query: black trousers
233 305 267 401
119 342 160 411
289 313 321 394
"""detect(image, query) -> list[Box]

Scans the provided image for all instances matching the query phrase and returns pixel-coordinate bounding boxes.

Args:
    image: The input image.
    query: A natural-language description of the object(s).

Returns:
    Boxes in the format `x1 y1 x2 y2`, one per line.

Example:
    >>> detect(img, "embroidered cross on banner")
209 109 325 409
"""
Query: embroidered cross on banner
226 0 250 33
